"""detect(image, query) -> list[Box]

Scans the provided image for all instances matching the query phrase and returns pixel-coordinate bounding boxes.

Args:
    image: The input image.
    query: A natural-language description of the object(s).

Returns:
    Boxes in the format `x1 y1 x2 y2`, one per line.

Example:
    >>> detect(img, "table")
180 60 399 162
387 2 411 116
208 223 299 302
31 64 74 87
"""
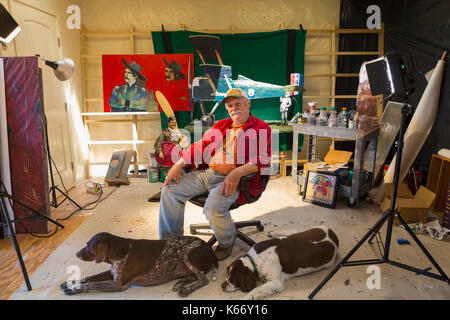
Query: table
290 123 380 208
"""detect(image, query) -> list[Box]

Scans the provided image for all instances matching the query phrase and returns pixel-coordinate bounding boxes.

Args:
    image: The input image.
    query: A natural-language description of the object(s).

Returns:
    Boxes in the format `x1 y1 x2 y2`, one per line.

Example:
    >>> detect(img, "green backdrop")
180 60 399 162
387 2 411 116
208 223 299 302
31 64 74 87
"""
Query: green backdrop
151 29 305 150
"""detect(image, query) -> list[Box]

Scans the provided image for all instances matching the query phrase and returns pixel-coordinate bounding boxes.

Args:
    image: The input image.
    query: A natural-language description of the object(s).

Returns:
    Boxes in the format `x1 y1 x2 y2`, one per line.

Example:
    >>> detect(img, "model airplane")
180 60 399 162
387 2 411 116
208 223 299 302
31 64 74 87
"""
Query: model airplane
188 35 305 125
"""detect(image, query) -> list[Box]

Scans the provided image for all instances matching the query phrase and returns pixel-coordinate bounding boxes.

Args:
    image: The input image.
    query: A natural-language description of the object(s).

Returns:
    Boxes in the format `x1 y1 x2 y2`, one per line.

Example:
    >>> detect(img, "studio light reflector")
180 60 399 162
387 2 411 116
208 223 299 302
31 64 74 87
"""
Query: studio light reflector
0 4 21 44
44 58 75 81
365 52 416 98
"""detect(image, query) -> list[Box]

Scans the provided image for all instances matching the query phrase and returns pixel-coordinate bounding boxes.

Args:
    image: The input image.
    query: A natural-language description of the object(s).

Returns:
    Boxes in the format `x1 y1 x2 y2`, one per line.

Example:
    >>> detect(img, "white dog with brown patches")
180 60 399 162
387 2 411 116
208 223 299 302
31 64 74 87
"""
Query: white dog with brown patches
221 226 339 300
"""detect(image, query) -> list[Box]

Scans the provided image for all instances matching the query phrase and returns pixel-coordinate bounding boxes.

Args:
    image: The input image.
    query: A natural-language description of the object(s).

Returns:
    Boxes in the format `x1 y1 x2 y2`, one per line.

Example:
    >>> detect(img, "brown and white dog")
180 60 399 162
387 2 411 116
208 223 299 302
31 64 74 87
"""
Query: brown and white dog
60 232 218 297
221 226 339 299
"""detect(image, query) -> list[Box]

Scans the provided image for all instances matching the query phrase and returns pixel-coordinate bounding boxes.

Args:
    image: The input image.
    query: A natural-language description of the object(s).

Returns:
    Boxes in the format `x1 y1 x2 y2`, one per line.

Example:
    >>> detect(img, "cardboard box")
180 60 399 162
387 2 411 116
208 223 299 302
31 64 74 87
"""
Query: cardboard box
303 161 347 176
324 150 353 165
380 182 436 226
303 150 352 176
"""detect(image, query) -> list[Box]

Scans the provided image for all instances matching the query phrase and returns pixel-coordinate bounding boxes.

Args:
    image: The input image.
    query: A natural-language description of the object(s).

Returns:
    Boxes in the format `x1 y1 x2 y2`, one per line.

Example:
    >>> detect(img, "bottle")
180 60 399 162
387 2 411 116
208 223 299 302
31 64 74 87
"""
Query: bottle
348 109 356 129
338 107 349 128
318 108 328 126
328 107 338 127
307 102 317 125
307 109 316 125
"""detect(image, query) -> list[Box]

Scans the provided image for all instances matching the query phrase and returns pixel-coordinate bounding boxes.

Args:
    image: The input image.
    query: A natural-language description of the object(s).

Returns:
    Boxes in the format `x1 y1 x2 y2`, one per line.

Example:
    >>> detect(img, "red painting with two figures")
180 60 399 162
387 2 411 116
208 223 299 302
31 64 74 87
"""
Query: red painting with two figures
102 54 193 112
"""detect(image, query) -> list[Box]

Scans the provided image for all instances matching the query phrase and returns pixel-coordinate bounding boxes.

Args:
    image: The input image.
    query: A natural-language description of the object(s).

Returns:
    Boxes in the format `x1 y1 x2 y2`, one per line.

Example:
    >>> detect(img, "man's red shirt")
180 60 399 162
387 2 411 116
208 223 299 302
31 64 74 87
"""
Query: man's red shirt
181 114 272 204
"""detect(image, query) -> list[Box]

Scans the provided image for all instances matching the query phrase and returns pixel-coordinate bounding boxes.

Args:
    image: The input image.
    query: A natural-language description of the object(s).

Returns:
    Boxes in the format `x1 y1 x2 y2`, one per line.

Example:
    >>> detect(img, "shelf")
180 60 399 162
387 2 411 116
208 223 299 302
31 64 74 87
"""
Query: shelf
81 112 160 116
290 123 380 141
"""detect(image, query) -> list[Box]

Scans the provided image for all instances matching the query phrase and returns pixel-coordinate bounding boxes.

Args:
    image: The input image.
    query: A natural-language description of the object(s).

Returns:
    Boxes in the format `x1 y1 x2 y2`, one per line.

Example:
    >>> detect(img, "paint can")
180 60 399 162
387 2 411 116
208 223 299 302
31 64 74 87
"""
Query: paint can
147 166 159 183
159 167 170 183
149 152 158 168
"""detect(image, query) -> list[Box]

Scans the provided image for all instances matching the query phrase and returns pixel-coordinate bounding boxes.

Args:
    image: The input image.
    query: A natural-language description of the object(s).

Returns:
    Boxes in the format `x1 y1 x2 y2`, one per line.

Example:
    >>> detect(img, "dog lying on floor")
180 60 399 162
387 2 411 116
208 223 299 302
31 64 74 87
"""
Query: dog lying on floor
221 226 339 300
60 232 218 297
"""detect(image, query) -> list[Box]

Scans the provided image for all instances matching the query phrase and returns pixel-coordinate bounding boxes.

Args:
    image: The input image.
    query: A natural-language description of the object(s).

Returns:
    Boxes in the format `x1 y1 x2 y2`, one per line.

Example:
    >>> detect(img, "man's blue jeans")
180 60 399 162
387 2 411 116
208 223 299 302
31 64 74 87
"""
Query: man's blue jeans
159 168 239 248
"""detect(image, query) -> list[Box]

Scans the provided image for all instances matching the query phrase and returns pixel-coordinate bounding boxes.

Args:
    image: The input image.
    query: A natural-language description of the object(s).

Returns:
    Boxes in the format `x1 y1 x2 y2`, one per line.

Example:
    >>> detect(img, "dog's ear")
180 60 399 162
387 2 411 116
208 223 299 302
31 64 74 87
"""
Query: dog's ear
94 241 108 264
239 268 259 292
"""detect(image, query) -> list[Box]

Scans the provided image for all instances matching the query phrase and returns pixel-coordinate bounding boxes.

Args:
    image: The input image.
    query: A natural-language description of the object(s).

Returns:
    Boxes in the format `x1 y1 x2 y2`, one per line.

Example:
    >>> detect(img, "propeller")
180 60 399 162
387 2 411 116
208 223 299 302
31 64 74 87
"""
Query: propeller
155 91 189 149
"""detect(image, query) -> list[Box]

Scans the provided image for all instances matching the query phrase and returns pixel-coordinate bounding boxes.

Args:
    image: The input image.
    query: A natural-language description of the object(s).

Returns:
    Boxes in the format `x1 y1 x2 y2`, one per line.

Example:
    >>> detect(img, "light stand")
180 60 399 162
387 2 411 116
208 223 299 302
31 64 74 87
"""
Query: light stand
0 185 65 291
308 53 450 299
36 57 81 209
41 113 81 209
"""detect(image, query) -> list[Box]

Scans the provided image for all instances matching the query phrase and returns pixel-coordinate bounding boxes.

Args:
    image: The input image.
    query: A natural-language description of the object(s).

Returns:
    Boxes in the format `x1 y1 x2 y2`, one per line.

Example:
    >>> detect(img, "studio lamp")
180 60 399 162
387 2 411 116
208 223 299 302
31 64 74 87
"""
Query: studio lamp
0 3 21 44
43 58 75 81
364 52 416 99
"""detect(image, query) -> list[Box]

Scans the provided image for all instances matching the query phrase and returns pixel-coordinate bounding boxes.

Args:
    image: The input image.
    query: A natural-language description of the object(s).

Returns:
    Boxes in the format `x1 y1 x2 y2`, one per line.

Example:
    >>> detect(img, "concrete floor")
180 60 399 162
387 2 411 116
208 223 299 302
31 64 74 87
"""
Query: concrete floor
9 176 450 300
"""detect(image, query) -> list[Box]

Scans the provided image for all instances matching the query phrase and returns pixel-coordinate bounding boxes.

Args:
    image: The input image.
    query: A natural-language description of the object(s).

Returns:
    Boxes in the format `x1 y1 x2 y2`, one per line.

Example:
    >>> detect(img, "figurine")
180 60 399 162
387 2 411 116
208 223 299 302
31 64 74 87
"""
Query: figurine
279 92 292 126
154 116 187 167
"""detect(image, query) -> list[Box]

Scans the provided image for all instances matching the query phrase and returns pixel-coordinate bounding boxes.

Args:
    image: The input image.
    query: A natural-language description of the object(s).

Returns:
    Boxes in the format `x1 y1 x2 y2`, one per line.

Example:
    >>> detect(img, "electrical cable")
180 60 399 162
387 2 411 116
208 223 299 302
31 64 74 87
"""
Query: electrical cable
1 177 115 239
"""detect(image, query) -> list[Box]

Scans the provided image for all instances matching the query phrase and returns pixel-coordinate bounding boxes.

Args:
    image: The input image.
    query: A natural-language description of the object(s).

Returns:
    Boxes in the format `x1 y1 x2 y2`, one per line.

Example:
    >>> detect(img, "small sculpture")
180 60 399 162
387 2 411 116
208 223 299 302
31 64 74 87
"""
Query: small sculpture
279 92 292 126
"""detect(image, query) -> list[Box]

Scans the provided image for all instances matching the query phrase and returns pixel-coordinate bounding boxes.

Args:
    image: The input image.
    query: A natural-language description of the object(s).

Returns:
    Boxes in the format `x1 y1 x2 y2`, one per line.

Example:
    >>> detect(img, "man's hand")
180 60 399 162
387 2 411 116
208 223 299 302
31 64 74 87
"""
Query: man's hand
159 151 165 159
221 169 242 197
163 160 184 186
221 163 259 197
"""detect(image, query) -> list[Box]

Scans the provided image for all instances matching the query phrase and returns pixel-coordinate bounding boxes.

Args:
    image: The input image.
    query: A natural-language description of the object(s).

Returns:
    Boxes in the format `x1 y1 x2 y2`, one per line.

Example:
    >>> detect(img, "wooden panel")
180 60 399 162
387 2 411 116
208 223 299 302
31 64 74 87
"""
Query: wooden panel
3 57 50 233
427 154 450 214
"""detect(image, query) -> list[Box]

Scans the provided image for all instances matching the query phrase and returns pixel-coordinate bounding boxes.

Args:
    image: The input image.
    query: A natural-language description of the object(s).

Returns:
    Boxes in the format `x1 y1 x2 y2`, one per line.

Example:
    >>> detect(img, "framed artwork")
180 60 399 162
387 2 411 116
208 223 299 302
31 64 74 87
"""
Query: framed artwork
102 54 193 112
303 171 340 209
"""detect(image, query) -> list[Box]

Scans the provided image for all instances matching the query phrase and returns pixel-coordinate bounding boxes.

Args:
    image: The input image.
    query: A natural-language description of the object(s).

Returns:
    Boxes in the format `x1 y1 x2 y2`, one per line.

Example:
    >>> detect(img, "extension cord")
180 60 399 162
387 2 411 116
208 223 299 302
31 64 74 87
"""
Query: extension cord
86 187 101 195
85 181 101 195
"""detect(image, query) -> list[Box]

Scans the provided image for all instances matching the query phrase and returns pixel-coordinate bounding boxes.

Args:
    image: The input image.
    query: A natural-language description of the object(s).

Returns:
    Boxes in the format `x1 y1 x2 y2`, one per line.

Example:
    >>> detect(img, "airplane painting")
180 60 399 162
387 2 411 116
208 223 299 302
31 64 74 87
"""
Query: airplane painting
188 35 305 124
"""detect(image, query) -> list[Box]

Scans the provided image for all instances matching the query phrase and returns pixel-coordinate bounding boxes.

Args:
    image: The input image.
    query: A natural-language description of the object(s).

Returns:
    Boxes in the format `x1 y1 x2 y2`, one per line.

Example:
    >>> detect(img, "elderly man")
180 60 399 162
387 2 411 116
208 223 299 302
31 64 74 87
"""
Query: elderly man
158 88 271 260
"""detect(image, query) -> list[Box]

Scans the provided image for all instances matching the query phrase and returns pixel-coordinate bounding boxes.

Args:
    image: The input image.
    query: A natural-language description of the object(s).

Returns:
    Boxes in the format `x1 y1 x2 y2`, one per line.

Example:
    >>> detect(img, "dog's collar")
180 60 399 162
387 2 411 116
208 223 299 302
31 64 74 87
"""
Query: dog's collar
243 254 259 278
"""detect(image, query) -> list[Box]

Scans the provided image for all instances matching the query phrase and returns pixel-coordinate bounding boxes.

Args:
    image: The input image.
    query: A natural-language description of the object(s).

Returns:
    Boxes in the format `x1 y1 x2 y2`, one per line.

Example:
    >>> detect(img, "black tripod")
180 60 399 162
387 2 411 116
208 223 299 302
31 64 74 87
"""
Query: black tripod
41 113 81 210
0 187 65 291
309 102 450 299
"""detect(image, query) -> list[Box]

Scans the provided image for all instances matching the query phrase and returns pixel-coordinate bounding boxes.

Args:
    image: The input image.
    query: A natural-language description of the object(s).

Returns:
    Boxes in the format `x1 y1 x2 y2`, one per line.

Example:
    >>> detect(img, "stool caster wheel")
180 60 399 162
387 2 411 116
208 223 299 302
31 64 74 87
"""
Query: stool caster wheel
347 198 359 209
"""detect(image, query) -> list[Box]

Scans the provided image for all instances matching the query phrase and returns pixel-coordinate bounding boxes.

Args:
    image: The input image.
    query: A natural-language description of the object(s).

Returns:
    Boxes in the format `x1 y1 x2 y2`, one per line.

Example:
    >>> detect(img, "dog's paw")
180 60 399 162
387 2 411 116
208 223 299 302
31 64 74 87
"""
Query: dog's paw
60 281 68 291
241 293 256 300
61 281 81 295
178 287 193 297
172 280 185 292
62 285 79 295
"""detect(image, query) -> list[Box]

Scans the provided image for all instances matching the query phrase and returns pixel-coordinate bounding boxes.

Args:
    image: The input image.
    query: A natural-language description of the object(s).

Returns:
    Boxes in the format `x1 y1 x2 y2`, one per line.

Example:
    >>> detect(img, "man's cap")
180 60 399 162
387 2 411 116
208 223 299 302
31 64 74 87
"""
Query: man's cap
222 88 249 104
